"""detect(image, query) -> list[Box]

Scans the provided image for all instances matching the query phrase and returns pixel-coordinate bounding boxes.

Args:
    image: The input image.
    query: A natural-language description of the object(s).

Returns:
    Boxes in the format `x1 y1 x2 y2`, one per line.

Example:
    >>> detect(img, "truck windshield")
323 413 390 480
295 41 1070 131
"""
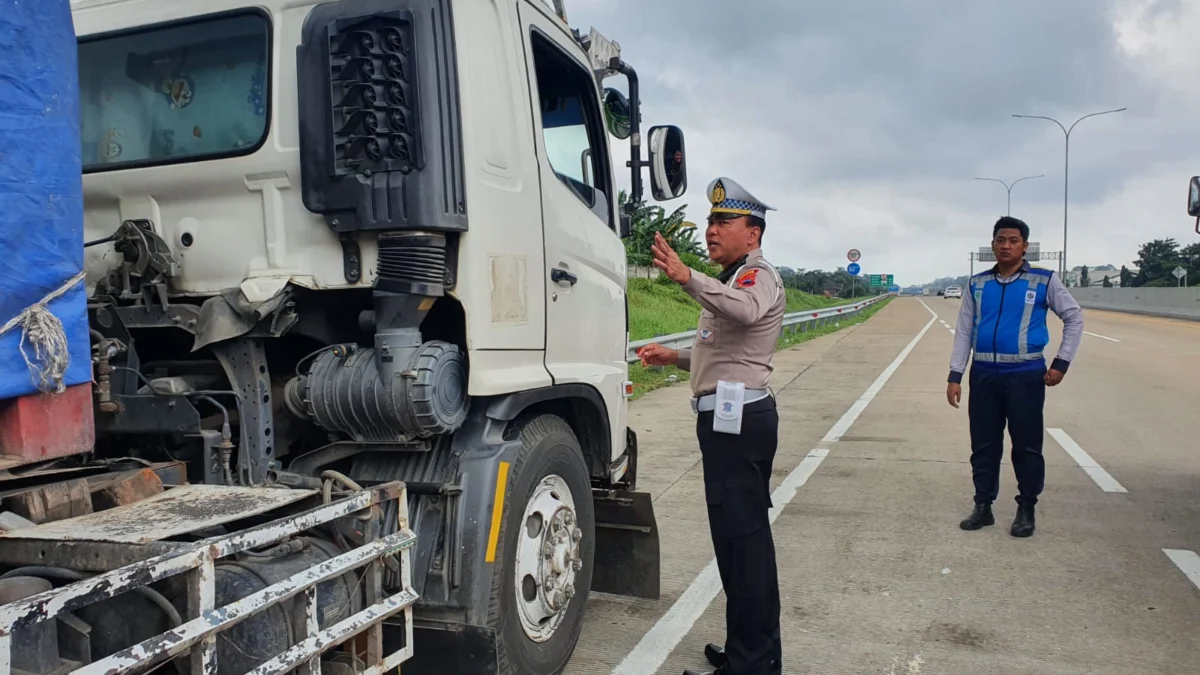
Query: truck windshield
77 11 270 172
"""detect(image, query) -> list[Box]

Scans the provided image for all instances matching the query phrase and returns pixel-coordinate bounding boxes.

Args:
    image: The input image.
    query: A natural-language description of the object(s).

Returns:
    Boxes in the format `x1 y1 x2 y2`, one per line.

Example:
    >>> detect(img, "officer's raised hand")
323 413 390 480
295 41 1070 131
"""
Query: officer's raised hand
651 232 691 284
636 343 678 367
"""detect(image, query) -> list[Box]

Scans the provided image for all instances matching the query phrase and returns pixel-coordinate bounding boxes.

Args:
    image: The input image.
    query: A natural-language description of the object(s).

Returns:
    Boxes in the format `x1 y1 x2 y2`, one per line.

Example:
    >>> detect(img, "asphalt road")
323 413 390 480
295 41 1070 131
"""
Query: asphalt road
565 297 1200 675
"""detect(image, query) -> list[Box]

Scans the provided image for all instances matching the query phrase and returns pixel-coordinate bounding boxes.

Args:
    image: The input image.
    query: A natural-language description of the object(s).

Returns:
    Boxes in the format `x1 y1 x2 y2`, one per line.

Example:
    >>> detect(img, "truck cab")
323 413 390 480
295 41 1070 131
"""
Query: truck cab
1 1 685 673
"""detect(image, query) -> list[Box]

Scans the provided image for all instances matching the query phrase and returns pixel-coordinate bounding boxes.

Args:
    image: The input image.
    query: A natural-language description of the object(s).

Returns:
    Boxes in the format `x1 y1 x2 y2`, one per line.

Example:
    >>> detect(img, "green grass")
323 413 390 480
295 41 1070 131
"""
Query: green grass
627 276 872 341
627 282 892 400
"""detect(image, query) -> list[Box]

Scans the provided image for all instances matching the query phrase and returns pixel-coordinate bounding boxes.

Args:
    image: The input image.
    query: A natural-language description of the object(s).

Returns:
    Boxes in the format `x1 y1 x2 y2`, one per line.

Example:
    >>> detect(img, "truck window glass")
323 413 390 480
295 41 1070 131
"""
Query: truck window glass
530 32 613 227
77 12 271 172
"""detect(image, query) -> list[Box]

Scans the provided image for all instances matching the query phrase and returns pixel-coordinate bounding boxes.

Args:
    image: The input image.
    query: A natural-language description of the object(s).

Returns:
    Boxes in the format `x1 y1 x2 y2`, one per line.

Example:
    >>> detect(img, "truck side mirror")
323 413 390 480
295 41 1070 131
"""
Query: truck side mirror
1188 176 1200 217
603 88 632 140
647 125 686 201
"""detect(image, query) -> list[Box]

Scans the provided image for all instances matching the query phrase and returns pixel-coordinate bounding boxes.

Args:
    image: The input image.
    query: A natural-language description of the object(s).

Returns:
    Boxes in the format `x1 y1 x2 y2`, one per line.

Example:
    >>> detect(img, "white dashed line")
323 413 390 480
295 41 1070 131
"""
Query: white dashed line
610 299 939 675
1047 428 1127 493
1163 549 1200 590
1084 331 1121 342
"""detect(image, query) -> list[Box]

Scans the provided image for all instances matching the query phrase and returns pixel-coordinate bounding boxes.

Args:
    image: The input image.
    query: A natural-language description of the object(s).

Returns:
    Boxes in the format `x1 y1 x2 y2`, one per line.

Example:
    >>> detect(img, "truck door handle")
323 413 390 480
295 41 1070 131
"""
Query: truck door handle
551 268 578 285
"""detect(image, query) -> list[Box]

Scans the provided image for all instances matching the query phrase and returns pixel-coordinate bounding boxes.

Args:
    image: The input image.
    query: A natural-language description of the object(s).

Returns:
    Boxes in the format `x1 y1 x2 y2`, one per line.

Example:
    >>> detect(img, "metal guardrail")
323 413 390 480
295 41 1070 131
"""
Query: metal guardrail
627 294 893 362
0 481 418 675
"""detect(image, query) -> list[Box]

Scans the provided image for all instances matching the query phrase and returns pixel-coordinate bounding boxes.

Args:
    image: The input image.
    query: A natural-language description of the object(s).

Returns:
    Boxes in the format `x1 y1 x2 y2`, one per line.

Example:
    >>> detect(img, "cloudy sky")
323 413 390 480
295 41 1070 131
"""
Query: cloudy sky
564 0 1200 286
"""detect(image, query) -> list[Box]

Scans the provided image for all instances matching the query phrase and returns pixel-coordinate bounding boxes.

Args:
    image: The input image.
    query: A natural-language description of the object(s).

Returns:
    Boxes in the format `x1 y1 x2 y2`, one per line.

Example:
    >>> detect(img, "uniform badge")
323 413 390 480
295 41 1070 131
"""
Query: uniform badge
711 181 726 204
699 329 714 342
736 269 758 288
1025 289 1037 305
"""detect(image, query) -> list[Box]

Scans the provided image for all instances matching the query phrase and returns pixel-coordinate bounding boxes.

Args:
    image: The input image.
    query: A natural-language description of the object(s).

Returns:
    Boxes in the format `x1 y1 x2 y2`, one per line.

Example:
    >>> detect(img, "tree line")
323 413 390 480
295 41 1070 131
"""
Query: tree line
1086 238 1200 288
620 192 883 297
922 238 1200 290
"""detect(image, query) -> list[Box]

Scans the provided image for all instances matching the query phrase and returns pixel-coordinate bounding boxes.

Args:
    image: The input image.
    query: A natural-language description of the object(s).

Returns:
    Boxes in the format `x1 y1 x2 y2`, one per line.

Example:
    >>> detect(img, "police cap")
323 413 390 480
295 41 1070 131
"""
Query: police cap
706 177 777 222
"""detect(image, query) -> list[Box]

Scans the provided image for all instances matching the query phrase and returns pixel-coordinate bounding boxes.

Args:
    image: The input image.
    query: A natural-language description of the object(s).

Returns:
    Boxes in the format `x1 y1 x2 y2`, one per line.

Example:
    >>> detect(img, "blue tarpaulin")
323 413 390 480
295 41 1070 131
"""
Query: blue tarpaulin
0 0 91 400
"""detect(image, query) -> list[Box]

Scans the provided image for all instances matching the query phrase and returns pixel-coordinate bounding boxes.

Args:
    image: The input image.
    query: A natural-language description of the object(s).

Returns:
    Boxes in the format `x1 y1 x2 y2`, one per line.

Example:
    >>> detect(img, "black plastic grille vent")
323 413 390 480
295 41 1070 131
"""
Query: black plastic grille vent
328 13 423 176
377 232 447 296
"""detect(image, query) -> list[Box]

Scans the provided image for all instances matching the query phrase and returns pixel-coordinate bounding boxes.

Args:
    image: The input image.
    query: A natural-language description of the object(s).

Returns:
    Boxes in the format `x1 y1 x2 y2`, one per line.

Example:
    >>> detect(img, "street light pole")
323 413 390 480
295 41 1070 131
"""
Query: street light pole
1011 108 1127 277
973 174 1045 215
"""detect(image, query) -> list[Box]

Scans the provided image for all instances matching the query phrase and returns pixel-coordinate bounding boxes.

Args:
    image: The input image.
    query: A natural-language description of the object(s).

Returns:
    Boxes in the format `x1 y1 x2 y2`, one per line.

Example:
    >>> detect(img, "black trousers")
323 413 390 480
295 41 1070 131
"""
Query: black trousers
696 397 782 675
967 365 1047 505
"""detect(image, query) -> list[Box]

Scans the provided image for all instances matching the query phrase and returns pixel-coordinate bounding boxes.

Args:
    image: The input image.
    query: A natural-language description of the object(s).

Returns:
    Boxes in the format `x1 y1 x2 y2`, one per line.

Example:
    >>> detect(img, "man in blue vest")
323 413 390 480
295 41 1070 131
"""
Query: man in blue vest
946 216 1084 537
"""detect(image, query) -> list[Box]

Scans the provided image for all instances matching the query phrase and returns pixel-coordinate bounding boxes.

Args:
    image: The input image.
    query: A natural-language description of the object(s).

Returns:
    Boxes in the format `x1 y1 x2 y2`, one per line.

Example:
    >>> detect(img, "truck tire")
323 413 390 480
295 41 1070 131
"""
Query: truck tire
487 414 595 675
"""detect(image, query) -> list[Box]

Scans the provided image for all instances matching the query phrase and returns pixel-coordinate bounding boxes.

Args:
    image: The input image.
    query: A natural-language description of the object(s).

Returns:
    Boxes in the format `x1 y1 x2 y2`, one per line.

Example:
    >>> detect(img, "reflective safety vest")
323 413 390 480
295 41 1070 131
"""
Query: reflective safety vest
969 263 1053 371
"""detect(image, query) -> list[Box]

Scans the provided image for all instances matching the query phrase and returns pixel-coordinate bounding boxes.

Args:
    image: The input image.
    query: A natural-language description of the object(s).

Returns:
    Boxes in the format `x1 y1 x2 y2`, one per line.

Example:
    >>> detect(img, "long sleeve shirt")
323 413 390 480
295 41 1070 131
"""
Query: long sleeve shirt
948 267 1084 383
675 249 787 396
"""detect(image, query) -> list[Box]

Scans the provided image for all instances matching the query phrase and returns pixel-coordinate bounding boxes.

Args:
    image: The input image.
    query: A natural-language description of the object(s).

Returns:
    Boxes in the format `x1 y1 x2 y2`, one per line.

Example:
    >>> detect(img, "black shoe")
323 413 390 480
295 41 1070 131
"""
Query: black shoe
704 643 726 668
959 502 994 530
697 645 781 673
683 669 722 675
1011 502 1036 537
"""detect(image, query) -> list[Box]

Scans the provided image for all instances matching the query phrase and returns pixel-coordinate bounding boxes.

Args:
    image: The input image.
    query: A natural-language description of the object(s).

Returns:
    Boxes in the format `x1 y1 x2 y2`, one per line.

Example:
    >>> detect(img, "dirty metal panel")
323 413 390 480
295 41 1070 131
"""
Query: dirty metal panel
0 484 318 544
78 529 418 675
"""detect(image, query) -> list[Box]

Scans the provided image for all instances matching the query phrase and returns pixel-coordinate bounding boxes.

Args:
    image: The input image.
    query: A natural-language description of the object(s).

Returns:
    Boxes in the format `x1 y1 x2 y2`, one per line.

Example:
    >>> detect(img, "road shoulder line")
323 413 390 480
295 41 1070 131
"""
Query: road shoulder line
610 302 939 675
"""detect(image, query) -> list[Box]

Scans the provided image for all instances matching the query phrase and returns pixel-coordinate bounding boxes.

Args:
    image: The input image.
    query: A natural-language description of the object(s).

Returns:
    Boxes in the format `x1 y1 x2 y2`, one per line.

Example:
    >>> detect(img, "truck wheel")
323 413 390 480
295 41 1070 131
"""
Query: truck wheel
487 414 595 675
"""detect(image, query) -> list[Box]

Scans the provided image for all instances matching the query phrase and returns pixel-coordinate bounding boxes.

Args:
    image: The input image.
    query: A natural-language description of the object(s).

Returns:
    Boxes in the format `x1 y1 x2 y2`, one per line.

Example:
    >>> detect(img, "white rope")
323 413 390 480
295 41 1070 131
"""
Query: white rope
0 270 88 394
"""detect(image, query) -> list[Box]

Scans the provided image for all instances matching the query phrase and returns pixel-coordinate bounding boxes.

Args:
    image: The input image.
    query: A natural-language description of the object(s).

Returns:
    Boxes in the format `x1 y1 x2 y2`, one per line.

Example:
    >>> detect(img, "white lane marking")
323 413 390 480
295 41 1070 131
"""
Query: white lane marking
1084 331 1121 342
823 311 939 443
918 298 938 319
1047 428 1127 493
1163 549 1200 590
609 449 830 675
612 305 939 675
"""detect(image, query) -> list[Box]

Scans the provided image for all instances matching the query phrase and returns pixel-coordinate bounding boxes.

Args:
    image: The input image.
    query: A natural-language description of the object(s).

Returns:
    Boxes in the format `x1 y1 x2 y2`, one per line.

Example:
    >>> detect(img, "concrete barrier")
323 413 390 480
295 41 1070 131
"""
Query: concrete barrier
1069 287 1200 321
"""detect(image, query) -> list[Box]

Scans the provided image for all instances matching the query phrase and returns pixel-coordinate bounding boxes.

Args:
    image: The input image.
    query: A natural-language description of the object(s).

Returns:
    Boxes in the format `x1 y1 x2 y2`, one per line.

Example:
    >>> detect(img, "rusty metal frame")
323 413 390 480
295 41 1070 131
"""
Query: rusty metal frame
0 481 418 675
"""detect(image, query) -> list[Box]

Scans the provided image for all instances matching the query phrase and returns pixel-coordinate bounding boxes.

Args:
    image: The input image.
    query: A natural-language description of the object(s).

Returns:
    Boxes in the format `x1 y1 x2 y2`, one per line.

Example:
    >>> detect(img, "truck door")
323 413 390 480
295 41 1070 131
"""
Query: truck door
518 4 627 457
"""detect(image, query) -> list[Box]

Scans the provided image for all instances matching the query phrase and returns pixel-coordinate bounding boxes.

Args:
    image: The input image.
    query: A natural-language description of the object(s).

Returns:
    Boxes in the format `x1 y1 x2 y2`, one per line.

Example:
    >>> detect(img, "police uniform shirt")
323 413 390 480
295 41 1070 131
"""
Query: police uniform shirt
676 249 786 395
674 177 786 396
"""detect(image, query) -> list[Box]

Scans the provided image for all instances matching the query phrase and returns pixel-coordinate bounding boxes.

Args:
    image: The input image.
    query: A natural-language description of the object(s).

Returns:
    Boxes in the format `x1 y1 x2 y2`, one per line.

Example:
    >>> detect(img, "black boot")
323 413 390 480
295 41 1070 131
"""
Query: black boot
959 502 994 530
704 644 726 668
1011 501 1036 537
695 644 780 674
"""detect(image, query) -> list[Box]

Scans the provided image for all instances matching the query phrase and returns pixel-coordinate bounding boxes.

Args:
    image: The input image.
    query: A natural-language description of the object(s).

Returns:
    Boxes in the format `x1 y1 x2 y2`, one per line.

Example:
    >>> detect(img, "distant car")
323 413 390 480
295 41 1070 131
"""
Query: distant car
944 285 962 299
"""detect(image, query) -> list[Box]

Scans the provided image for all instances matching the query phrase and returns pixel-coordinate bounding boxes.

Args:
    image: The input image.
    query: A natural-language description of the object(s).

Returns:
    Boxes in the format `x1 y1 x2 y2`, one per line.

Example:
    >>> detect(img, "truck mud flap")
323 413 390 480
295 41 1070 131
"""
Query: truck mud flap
590 488 661 599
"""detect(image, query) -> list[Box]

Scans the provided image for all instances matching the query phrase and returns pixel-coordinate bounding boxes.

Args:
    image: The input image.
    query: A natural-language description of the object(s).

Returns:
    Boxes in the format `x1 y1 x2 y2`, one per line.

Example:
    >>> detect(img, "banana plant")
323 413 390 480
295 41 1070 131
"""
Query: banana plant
619 190 704 267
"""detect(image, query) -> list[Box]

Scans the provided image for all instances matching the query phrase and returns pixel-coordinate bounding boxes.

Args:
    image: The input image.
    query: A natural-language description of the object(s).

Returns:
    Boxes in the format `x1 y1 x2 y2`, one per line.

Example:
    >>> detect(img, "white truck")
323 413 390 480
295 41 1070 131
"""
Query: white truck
0 1 686 673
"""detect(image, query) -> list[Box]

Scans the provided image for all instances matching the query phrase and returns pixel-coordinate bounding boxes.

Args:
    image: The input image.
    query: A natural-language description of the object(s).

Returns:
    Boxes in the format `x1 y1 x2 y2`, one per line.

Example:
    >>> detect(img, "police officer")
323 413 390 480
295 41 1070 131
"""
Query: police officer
947 215 1084 538
637 177 785 675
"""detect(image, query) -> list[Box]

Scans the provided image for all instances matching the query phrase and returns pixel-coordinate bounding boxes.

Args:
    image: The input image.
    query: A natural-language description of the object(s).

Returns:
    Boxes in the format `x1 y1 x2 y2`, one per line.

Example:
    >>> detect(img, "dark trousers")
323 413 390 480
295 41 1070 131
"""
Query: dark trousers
696 397 782 675
967 365 1047 505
